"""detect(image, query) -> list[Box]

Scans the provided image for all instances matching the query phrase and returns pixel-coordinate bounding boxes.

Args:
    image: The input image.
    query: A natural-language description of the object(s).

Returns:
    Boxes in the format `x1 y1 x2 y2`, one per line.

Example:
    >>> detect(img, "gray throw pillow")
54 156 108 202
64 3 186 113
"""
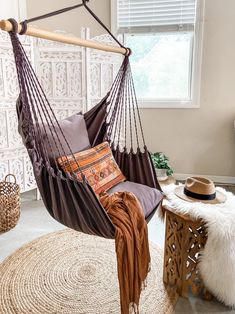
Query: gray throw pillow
40 113 91 162
108 181 163 219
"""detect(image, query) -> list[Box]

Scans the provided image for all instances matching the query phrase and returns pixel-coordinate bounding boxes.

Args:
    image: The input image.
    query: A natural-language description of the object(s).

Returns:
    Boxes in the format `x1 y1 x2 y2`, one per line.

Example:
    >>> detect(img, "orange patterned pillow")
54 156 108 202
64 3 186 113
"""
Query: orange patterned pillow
57 141 126 195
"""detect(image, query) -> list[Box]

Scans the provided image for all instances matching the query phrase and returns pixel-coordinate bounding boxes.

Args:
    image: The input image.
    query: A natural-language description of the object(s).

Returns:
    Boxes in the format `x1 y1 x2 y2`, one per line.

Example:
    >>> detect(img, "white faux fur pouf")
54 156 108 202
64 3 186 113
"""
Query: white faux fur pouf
162 184 235 308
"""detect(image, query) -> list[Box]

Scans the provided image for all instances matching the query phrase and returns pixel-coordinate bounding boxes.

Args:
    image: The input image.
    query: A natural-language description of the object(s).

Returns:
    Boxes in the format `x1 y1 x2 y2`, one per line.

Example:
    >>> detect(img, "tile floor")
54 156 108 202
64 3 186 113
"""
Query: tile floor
0 189 234 314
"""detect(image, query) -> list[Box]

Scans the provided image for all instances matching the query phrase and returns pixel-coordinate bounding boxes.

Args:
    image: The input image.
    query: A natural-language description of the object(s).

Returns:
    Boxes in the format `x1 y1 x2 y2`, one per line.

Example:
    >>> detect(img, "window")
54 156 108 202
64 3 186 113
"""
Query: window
111 0 204 108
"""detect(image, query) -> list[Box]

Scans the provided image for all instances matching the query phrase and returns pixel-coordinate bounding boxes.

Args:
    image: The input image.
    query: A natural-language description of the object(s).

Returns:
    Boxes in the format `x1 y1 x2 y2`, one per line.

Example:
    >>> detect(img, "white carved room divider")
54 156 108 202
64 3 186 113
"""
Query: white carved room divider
0 28 121 193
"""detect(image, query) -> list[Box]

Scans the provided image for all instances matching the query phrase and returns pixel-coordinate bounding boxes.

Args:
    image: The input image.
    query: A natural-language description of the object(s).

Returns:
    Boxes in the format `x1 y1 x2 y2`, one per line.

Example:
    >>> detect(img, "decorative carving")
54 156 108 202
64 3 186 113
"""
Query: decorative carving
89 34 122 104
0 111 7 148
0 31 14 43
55 62 67 97
90 63 101 98
39 50 82 61
24 158 36 190
54 110 69 121
163 207 209 298
38 62 53 97
0 59 4 97
0 147 27 160
0 150 36 192
92 34 120 46
7 110 23 148
102 63 113 95
0 161 8 182
50 100 83 110
9 159 24 188
68 110 82 116
0 100 20 109
68 62 82 97
3 58 19 98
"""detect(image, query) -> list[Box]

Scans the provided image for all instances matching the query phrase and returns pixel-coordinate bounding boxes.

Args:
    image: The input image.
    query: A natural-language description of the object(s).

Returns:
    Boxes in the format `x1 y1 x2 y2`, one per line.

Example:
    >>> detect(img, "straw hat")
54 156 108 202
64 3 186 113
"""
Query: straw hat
174 177 226 204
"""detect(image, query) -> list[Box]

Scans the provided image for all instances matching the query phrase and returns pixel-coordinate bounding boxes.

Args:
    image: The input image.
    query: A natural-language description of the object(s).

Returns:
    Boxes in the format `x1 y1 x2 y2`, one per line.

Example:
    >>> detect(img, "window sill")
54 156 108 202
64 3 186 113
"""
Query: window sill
138 100 200 109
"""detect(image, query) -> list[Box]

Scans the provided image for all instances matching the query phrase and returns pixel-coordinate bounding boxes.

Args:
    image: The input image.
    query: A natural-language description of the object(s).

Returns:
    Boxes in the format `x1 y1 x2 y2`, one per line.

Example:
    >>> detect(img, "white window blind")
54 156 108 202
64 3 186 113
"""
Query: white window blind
117 0 197 33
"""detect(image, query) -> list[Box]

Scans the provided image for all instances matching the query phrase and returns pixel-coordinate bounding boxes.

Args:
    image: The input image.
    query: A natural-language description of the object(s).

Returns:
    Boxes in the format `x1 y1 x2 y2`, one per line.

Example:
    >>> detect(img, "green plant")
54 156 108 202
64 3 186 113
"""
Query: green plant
151 152 173 176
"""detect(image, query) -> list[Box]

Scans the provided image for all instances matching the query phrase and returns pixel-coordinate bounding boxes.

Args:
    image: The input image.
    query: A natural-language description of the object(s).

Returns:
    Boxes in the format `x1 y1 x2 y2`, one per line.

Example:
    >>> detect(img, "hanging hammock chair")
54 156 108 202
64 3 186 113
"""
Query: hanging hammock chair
7 1 162 240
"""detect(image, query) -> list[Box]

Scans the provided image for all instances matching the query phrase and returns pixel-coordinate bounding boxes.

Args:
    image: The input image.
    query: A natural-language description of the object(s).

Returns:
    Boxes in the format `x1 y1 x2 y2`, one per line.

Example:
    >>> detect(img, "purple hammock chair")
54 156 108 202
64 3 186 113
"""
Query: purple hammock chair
7 1 162 240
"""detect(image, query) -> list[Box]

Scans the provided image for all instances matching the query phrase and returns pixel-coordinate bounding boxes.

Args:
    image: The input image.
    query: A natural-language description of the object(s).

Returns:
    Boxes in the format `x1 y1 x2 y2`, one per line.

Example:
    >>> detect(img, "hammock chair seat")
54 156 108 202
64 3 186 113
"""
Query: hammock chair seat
37 109 162 222
9 18 163 240
108 180 162 221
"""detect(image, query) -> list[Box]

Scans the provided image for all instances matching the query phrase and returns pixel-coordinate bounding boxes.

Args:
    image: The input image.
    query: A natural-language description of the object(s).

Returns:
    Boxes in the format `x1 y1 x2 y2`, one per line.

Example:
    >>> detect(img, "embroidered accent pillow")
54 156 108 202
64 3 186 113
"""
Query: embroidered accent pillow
57 141 126 195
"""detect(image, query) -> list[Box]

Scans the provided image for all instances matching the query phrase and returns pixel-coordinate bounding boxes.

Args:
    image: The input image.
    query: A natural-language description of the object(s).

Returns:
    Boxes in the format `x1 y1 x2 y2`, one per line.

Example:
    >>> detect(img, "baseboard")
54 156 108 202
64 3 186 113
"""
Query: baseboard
174 173 235 185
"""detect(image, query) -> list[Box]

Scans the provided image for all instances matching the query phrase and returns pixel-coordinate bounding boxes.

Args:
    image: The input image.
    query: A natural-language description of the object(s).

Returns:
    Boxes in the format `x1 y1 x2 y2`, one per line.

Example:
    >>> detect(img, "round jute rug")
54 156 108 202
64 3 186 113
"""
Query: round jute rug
0 229 177 314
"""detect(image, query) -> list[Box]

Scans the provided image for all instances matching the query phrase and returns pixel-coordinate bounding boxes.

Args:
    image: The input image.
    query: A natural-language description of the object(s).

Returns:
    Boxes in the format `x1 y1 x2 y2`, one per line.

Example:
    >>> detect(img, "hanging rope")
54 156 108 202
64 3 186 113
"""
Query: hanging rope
18 0 129 55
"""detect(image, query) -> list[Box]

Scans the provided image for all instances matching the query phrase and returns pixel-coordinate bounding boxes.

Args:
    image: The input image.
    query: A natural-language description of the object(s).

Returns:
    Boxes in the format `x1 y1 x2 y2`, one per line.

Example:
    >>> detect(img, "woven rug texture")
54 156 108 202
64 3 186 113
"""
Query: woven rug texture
0 229 177 314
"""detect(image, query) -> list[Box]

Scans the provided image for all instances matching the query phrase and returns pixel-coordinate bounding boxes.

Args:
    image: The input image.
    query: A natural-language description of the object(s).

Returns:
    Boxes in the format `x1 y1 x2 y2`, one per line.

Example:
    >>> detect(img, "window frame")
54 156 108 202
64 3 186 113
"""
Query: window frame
111 0 205 109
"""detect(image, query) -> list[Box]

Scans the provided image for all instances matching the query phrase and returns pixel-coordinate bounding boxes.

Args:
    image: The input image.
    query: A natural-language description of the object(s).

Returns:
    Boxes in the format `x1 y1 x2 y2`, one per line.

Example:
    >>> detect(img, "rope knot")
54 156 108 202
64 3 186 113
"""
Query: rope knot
125 48 132 57
7 18 18 33
19 20 28 35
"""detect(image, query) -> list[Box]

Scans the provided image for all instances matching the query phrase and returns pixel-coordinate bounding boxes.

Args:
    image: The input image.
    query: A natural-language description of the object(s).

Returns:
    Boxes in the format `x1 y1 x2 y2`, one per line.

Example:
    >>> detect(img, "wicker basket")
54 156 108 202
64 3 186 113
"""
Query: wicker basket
0 174 20 232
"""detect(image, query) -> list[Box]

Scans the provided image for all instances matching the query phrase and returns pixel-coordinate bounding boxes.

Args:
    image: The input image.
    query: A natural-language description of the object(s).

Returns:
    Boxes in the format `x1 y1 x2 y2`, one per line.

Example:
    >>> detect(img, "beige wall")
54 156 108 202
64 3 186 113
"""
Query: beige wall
26 0 235 178
26 0 110 37
141 0 235 178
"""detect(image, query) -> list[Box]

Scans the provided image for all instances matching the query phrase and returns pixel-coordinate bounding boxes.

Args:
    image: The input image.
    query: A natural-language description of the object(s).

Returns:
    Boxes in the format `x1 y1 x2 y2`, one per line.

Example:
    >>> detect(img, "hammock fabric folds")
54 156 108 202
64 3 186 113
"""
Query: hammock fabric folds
9 16 161 240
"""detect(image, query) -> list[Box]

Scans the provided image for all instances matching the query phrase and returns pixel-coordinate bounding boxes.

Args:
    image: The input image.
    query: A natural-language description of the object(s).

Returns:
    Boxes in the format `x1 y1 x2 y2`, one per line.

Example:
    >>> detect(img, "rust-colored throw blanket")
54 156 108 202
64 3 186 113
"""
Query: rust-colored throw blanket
100 191 151 314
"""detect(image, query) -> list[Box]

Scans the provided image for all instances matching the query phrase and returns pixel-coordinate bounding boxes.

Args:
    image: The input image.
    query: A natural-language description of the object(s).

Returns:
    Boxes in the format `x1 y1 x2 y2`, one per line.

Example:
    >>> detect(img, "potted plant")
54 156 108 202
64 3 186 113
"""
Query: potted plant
151 152 173 181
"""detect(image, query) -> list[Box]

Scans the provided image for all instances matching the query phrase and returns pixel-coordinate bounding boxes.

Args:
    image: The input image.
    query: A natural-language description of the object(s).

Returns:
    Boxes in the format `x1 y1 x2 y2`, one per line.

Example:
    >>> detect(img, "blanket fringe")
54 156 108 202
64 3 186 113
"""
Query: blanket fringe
129 302 139 314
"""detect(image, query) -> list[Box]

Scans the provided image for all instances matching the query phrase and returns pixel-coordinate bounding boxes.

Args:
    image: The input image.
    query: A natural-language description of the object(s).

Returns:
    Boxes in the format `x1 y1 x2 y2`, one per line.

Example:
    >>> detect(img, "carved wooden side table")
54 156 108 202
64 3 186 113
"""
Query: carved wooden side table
163 205 212 299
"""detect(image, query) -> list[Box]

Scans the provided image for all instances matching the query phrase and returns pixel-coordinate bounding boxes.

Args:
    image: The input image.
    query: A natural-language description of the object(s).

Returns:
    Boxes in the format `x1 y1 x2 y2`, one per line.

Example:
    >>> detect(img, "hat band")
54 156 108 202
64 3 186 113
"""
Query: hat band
184 188 216 200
